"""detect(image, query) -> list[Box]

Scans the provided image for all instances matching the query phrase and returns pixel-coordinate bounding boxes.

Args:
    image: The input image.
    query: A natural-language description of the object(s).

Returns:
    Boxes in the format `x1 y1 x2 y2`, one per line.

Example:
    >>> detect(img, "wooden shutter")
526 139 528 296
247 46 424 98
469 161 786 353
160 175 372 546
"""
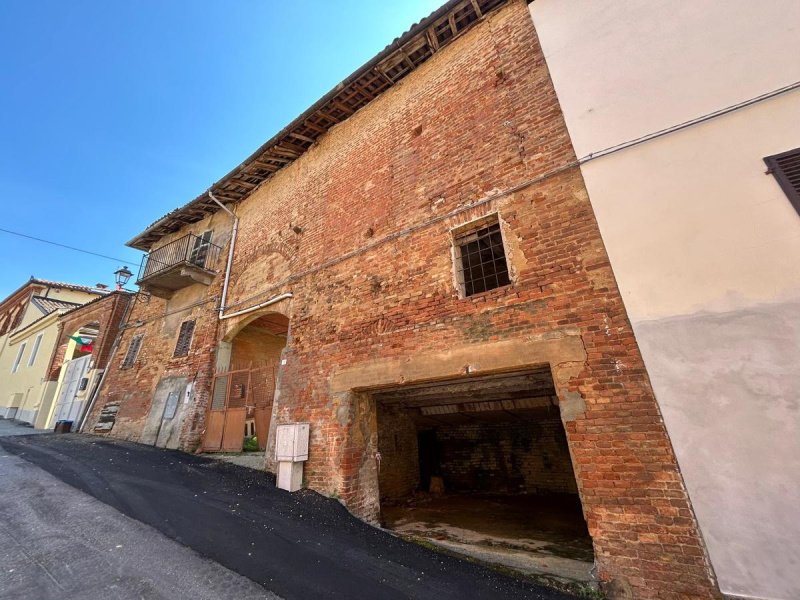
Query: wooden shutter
764 147 800 215
121 335 143 368
173 320 195 357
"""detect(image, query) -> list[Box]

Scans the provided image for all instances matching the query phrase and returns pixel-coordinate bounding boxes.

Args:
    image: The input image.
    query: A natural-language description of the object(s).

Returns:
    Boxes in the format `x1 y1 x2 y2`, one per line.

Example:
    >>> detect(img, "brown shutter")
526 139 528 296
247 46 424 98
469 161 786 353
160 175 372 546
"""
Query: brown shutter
764 147 800 215
173 320 196 357
121 335 143 368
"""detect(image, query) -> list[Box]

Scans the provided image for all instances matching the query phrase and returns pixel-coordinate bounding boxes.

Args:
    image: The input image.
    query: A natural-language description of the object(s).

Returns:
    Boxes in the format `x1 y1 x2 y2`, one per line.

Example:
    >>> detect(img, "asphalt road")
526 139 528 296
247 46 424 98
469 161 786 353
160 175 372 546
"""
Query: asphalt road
0 418 49 437
0 434 578 600
0 448 275 600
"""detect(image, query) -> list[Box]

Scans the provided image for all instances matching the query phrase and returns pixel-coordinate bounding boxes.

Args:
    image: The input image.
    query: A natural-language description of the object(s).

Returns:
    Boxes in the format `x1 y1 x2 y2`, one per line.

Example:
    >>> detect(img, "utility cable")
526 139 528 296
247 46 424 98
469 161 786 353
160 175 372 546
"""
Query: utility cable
0 227 136 264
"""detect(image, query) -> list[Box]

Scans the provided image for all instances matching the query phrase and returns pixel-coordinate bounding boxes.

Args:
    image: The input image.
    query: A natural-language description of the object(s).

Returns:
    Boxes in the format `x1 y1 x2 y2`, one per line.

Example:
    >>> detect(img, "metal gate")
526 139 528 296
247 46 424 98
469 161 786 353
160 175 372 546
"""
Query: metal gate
202 361 278 452
51 355 91 428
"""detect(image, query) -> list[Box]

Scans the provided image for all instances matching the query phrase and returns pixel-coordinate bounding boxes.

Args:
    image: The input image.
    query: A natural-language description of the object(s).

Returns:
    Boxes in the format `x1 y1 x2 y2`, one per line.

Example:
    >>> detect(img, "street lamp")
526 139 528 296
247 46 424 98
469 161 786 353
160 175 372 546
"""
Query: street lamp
114 266 133 290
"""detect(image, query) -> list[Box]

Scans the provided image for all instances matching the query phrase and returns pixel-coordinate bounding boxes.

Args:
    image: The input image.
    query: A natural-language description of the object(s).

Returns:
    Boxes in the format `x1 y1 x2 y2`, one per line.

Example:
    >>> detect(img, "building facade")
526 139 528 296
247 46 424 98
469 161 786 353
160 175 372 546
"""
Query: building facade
89 1 722 597
528 1 800 598
42 291 133 431
0 279 106 426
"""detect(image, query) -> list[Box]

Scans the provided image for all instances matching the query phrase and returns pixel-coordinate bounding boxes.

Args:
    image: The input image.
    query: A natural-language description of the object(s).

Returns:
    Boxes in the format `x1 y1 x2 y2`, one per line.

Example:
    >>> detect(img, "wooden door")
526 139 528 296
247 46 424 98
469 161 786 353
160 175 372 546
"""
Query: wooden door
52 355 91 427
253 406 272 450
202 374 228 451
221 408 247 452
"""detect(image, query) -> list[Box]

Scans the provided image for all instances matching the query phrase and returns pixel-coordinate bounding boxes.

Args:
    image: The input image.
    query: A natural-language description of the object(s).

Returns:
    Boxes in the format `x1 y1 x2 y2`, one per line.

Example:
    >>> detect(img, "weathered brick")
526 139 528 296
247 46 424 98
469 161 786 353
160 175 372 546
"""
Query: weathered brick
87 1 719 597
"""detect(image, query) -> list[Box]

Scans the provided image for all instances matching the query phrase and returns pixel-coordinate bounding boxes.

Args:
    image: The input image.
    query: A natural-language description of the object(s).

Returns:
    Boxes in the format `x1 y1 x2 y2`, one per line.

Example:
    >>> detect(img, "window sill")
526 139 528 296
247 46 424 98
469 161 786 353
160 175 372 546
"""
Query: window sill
460 282 515 302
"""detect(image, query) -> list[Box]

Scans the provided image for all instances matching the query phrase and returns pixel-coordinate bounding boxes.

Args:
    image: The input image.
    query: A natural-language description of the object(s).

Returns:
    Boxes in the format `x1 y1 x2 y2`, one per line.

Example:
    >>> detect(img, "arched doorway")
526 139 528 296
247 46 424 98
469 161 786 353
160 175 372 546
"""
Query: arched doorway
203 312 288 452
50 321 100 428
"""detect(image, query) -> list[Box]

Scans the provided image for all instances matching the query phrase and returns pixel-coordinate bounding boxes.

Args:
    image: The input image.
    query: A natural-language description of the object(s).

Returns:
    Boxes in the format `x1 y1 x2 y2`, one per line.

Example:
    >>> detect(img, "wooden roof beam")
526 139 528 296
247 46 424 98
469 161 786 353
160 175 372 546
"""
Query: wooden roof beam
448 13 458 36
372 67 394 85
330 100 354 116
229 179 257 189
288 131 316 144
301 120 327 135
470 0 483 18
277 139 308 154
426 27 440 52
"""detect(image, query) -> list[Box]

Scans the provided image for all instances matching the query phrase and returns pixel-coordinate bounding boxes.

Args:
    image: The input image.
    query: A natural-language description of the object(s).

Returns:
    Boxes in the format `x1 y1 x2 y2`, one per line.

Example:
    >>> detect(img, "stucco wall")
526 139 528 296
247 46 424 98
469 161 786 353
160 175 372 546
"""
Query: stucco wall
529 2 800 598
0 288 103 423
0 315 61 424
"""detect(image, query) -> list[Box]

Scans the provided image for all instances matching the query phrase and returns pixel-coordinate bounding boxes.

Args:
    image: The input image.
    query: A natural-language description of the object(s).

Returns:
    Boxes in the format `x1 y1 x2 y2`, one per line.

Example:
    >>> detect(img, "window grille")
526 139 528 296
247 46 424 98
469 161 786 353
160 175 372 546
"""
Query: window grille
453 218 511 297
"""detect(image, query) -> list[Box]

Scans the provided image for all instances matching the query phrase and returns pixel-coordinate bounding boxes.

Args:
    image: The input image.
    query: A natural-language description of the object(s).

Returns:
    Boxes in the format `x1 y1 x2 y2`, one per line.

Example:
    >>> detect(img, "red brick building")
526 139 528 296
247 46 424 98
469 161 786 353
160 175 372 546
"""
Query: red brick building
44 291 133 430
88 1 721 596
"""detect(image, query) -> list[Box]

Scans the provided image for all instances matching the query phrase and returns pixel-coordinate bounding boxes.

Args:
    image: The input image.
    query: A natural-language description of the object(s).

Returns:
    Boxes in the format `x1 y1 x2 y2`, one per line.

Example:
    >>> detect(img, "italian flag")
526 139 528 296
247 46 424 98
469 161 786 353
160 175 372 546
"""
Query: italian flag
69 335 93 353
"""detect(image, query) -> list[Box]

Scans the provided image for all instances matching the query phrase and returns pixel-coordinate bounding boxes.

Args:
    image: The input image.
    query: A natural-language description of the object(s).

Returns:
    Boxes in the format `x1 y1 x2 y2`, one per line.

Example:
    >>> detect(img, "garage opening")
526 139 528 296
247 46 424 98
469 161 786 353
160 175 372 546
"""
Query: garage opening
373 369 594 584
202 313 288 456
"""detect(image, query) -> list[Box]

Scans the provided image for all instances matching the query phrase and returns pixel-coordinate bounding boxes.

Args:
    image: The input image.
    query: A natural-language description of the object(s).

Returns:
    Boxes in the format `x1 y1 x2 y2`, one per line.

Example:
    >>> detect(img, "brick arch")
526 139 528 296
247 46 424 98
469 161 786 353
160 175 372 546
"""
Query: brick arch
221 307 291 344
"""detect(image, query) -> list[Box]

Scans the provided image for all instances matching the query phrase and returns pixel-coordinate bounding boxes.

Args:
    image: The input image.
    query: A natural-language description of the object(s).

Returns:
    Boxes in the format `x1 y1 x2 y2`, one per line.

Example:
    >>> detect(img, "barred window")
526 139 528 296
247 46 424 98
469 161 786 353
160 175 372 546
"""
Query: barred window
121 335 143 369
173 320 195 358
453 216 511 297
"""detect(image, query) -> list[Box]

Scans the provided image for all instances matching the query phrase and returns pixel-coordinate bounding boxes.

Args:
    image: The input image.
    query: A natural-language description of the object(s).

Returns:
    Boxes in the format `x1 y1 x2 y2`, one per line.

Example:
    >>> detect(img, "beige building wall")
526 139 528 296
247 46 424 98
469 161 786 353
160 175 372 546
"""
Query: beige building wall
0 287 103 424
529 2 800 599
1 312 62 424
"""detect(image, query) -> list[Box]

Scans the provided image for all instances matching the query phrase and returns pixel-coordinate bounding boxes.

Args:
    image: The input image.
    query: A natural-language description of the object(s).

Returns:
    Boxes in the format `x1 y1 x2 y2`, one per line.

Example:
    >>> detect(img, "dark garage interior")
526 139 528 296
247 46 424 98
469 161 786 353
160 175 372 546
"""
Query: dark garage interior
373 369 594 583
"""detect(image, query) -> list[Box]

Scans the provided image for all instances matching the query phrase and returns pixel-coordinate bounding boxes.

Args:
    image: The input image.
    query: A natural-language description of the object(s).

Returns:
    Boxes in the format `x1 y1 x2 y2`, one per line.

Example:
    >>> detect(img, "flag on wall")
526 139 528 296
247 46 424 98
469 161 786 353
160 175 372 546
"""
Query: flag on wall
69 335 93 353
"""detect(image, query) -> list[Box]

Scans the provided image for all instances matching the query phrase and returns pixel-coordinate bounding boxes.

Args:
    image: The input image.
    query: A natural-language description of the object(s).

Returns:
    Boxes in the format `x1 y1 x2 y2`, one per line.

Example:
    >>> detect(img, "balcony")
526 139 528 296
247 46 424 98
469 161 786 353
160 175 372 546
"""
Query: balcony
137 233 222 298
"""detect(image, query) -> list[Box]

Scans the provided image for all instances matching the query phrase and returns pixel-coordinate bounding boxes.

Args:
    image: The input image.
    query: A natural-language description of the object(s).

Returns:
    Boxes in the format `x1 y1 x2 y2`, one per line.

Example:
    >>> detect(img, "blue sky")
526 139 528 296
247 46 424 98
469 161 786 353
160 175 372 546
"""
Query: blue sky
0 0 442 298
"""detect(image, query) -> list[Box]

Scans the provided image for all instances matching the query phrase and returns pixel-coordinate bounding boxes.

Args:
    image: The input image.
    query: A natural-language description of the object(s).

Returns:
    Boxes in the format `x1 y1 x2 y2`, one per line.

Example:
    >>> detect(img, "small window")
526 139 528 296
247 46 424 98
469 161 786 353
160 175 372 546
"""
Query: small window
453 216 511 297
28 333 43 367
173 320 195 357
11 343 26 373
121 334 143 369
764 147 800 215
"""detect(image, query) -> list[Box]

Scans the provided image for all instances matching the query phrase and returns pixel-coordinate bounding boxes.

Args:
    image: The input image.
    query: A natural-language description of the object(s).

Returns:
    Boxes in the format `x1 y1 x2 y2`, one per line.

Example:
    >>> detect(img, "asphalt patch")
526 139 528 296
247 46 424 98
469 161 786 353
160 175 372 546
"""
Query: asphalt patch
0 434 578 600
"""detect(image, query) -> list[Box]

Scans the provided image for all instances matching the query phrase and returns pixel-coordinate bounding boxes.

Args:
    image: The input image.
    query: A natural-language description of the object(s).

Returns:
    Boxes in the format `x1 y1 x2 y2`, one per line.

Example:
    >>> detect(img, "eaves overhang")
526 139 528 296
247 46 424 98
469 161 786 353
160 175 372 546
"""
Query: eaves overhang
127 0 509 251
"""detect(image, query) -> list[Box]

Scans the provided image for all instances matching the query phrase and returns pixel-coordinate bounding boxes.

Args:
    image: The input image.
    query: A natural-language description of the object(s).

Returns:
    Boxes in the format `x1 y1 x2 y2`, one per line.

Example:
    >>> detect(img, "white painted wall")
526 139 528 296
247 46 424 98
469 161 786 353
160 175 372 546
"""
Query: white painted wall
529 2 800 598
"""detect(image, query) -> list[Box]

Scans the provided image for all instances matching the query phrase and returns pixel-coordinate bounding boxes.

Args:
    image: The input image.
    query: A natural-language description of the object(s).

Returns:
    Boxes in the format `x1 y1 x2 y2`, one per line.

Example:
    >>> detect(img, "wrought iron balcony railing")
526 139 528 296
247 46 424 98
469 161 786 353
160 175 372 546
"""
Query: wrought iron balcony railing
137 233 222 295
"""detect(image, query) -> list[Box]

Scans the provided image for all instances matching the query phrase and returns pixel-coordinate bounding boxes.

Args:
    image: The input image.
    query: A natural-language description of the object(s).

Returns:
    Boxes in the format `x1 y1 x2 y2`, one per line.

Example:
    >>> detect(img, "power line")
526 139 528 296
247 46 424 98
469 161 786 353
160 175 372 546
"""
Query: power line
0 227 137 264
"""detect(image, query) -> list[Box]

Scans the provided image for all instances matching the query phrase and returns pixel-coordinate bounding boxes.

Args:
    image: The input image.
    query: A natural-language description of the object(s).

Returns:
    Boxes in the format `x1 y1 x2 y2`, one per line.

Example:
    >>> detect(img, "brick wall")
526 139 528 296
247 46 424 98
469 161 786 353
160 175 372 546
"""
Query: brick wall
435 417 579 495
377 404 420 501
377 408 578 500
85 285 221 449
230 326 285 369
93 1 720 596
47 292 133 380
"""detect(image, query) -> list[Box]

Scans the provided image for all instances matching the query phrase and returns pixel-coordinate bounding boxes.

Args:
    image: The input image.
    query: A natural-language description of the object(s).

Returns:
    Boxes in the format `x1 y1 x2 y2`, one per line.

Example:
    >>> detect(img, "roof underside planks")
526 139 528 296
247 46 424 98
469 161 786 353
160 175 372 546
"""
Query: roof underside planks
128 0 508 251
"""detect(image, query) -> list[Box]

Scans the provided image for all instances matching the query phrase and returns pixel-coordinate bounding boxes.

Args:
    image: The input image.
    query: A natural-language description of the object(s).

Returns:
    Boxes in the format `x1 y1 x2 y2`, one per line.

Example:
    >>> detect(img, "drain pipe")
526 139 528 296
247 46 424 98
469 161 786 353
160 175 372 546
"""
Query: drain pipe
219 292 293 321
207 191 239 319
